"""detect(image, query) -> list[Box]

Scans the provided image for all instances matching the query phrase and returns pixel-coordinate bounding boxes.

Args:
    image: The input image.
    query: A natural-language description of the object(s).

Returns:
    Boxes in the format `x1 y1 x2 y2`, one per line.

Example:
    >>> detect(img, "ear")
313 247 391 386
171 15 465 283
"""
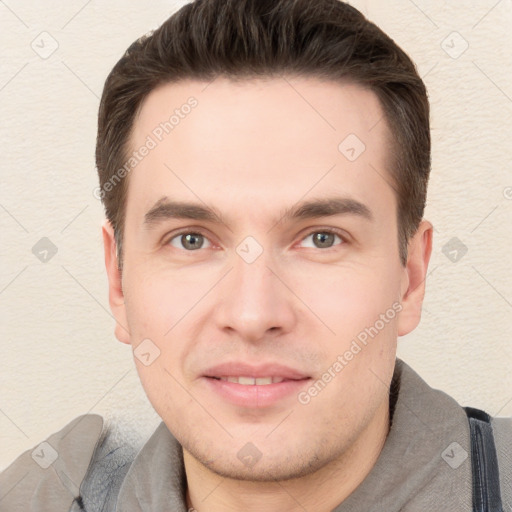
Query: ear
102 220 131 344
397 219 433 336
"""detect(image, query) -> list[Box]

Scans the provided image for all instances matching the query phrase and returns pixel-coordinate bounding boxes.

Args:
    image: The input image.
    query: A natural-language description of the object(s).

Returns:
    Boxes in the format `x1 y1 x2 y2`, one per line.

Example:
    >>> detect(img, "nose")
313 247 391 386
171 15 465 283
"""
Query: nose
213 244 298 343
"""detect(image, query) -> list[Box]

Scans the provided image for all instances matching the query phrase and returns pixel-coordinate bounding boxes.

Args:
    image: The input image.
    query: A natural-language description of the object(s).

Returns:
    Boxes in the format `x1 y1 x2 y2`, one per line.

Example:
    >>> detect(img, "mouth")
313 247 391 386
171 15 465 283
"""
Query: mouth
208 376 299 385
201 363 311 408
203 361 310 381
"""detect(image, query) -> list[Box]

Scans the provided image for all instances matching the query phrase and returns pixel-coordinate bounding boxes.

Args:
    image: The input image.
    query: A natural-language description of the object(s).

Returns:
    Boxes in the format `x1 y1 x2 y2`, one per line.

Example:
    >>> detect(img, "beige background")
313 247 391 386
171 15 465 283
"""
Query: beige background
1 0 511 470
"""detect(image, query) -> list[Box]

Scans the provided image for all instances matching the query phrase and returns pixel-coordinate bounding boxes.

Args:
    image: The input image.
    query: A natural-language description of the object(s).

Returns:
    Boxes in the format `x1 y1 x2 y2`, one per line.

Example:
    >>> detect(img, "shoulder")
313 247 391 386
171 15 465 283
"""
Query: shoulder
0 414 105 511
491 415 512 508
491 414 512 437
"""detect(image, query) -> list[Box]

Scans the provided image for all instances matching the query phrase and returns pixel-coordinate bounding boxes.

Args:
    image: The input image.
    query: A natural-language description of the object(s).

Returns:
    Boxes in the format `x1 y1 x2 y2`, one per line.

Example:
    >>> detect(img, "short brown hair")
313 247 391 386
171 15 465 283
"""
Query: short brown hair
96 0 430 269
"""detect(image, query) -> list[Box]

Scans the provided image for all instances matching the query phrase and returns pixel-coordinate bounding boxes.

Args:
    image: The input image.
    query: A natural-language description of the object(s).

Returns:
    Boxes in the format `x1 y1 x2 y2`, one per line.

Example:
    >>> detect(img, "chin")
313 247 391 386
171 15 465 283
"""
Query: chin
184 441 340 482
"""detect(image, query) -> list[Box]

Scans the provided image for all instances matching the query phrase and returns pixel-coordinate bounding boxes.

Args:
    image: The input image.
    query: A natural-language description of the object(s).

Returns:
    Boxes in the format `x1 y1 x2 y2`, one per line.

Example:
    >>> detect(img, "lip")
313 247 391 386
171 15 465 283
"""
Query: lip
203 362 309 380
201 362 311 408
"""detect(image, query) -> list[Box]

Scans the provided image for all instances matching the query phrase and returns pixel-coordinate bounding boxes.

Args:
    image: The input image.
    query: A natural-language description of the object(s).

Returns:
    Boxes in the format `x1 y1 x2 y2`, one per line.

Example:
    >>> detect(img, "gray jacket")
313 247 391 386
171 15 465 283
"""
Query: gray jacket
1 359 510 511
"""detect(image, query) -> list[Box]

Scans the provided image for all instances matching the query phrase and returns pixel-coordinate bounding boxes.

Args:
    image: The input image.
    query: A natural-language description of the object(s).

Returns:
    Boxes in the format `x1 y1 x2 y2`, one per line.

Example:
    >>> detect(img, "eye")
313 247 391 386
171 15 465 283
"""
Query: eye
165 228 346 252
167 231 212 251
298 229 345 250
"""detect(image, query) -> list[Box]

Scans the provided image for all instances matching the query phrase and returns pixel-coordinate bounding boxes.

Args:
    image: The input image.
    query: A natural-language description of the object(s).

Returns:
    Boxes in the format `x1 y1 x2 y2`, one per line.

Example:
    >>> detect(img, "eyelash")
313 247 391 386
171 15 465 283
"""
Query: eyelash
164 227 348 252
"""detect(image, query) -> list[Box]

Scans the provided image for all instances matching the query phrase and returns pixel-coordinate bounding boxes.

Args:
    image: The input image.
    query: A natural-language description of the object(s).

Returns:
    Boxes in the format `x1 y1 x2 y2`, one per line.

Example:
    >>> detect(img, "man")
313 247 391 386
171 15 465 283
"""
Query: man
1 0 510 510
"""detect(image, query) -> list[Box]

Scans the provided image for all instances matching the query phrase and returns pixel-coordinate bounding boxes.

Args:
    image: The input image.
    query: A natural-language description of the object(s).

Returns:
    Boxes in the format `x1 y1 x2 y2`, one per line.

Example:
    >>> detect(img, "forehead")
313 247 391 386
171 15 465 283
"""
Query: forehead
126 77 396 225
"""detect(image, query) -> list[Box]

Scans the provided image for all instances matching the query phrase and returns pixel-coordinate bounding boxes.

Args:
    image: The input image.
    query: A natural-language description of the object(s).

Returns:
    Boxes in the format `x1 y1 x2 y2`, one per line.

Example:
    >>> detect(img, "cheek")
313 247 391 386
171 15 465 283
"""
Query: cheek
122 273 186 397
123 267 204 337
134 358 198 429
291 261 401 339
292 261 400 402
122 271 195 415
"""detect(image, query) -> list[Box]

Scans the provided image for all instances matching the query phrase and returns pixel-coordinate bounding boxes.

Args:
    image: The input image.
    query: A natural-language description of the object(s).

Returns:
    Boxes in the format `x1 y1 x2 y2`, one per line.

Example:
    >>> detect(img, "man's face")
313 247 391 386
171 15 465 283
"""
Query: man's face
105 77 423 480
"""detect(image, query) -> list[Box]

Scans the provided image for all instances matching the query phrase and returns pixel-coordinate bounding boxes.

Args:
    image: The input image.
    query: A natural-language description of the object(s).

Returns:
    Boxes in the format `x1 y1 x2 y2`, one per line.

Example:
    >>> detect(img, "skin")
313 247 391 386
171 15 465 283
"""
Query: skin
103 77 432 511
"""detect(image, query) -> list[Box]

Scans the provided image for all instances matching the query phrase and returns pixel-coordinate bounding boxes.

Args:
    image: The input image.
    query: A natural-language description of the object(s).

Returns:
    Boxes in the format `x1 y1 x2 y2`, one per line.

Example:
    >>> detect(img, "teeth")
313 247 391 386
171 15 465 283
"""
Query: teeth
255 377 272 385
217 376 286 385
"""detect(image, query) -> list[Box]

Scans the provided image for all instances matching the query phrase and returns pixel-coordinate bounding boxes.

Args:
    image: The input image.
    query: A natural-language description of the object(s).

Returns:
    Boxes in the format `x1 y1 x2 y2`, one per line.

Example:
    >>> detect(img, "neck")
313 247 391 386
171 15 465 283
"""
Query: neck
184 399 389 512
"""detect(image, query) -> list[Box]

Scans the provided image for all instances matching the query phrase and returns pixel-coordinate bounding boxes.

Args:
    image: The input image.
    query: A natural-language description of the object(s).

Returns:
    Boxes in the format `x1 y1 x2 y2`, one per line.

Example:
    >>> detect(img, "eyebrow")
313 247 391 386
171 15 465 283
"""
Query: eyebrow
143 195 374 228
